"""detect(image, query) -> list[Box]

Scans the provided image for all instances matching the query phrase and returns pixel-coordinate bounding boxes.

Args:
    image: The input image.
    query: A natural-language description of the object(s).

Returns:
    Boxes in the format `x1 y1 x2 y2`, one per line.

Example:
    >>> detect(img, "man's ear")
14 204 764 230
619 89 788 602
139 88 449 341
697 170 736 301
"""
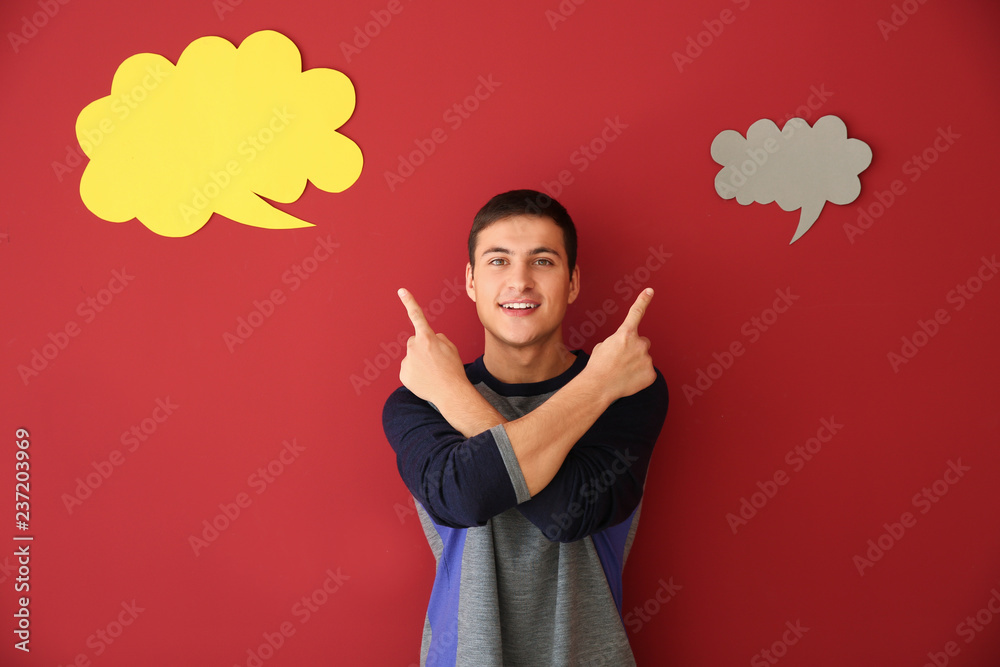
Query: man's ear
568 265 580 304
465 262 476 302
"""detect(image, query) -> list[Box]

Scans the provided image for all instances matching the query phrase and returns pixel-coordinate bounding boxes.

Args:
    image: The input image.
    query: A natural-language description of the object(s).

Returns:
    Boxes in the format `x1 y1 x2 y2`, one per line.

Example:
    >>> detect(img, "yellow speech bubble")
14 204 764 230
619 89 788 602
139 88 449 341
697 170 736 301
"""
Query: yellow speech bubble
77 30 363 237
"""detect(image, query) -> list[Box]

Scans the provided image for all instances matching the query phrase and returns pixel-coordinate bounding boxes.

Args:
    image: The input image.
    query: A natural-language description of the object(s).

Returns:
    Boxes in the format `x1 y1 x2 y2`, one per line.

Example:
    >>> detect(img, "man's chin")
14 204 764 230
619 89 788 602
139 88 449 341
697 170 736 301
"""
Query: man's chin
483 327 561 352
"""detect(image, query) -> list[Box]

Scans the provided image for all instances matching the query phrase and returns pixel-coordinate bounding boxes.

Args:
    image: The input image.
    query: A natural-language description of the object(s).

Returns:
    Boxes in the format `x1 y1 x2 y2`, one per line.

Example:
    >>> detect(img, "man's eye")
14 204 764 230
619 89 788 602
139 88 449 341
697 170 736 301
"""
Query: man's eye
488 258 506 266
535 258 553 265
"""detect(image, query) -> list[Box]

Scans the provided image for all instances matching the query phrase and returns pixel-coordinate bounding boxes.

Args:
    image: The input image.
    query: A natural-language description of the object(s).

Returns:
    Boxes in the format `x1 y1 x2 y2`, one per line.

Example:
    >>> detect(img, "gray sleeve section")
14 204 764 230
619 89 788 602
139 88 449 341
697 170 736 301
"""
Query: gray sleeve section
490 424 531 504
622 500 642 566
419 614 431 667
414 500 444 562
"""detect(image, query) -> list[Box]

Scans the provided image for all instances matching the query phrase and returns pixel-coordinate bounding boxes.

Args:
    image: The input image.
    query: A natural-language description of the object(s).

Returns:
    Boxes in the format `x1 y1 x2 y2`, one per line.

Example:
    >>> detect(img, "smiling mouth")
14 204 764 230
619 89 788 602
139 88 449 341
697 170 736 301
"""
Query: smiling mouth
500 303 539 310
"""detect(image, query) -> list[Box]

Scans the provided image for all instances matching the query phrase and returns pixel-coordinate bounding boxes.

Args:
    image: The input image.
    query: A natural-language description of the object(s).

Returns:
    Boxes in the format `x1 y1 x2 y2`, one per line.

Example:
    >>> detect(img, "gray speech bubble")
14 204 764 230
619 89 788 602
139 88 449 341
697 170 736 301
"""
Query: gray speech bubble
711 115 872 244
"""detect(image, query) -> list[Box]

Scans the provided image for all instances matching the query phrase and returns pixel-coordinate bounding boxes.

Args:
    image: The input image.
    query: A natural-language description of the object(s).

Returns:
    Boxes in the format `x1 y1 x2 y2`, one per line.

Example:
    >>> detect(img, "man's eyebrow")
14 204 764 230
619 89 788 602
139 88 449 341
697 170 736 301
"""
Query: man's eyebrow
480 246 512 256
528 246 563 257
479 246 563 257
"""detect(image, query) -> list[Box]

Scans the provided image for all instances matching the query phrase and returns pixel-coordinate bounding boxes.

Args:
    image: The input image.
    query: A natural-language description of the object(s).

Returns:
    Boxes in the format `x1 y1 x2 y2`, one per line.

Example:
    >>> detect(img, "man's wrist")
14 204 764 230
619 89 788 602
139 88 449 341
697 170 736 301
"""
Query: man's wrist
433 378 506 438
574 364 618 410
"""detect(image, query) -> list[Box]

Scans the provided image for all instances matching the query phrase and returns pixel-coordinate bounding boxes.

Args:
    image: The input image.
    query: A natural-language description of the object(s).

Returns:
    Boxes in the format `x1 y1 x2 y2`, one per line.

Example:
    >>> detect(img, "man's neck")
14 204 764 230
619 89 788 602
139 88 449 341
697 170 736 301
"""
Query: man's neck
481 335 578 384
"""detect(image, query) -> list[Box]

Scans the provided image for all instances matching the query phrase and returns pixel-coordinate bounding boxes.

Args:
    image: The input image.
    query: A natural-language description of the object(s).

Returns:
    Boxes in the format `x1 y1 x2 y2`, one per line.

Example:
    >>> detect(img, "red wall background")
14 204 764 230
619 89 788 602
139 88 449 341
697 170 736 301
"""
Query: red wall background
2 0 999 665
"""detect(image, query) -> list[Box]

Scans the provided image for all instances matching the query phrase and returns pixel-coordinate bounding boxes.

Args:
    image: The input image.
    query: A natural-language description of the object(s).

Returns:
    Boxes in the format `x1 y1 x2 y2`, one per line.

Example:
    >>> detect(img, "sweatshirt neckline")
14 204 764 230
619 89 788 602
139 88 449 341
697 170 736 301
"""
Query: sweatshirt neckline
468 350 588 396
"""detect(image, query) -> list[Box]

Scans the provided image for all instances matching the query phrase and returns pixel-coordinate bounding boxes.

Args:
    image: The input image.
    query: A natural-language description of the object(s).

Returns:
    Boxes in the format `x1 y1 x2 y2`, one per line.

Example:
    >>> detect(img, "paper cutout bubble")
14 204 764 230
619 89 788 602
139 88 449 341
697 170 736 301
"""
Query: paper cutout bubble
77 30 363 237
711 115 872 244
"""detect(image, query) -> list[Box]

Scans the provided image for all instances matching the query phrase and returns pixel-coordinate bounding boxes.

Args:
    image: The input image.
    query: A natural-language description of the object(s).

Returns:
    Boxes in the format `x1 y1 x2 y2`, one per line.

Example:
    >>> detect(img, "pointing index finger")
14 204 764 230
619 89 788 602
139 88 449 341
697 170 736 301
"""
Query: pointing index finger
621 288 654 332
398 288 435 337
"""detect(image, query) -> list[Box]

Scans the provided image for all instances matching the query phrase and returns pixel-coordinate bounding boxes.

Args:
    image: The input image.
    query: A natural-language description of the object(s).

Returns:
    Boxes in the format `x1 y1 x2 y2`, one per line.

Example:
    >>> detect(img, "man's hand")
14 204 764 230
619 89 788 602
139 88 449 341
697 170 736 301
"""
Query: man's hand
397 288 469 404
585 288 657 402
397 288 506 437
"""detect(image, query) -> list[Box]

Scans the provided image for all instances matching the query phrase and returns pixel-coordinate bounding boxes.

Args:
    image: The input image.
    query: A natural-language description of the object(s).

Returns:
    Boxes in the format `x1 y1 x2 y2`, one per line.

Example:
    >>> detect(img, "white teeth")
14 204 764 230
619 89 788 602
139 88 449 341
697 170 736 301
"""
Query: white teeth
502 303 538 309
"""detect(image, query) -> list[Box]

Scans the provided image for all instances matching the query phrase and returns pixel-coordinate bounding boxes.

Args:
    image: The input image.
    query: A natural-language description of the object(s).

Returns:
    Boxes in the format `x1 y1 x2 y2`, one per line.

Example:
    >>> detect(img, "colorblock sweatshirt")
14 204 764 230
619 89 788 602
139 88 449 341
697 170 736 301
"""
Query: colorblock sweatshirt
383 350 668 666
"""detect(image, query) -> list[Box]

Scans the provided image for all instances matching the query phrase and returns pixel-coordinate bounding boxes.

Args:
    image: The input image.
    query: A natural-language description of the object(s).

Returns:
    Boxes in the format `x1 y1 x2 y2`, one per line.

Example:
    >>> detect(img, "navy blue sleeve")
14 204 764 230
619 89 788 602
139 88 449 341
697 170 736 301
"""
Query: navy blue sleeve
382 386 520 528
515 370 668 542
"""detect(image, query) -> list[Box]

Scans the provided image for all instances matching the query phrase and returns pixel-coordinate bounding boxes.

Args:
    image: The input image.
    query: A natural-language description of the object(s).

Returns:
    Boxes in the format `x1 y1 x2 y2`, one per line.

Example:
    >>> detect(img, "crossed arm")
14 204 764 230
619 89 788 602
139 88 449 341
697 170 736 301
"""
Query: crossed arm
394 287 660 498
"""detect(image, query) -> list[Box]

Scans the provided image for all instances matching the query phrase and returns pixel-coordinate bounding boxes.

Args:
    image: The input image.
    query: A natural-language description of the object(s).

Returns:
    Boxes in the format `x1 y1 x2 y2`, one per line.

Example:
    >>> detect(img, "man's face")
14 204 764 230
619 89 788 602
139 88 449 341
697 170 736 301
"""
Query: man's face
466 215 580 352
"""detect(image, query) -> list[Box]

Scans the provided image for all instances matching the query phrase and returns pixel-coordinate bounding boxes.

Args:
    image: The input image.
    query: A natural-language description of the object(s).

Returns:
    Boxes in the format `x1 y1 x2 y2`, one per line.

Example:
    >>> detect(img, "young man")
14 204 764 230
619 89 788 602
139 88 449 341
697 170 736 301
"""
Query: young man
383 190 668 666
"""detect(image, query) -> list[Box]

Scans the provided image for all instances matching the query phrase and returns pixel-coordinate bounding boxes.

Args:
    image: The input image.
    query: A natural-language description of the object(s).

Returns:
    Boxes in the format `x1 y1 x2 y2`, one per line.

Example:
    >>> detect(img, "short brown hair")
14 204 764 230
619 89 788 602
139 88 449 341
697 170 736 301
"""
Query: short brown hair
468 189 577 273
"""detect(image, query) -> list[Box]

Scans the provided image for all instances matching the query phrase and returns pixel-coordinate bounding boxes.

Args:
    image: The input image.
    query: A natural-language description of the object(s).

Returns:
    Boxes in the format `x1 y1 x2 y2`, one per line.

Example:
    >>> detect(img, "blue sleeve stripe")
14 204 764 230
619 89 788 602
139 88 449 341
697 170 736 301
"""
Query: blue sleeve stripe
589 505 640 616
424 522 467 666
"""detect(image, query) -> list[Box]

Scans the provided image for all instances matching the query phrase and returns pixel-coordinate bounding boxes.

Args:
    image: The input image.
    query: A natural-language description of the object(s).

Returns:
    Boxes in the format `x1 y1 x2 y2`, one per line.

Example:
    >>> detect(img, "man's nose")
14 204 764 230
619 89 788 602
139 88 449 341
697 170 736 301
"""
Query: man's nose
507 263 534 290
